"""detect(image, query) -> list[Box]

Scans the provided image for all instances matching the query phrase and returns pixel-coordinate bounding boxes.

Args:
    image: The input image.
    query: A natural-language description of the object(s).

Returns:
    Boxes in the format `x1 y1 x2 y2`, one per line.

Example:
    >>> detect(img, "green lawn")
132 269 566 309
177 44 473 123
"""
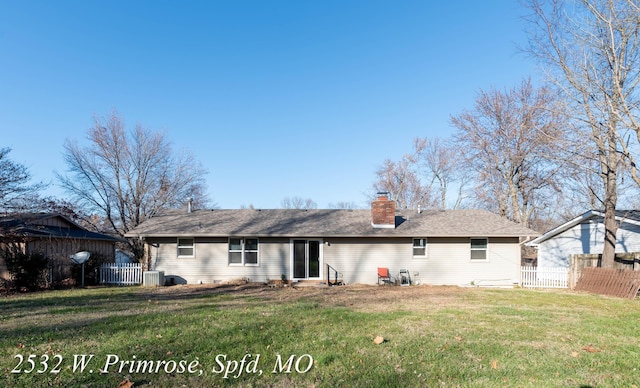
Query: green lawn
1 284 639 387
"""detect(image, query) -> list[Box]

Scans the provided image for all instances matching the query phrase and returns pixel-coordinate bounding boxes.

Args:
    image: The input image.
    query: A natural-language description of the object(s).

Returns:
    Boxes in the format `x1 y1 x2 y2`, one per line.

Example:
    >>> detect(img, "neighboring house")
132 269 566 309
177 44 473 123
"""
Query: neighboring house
125 194 538 286
0 213 120 283
115 249 135 263
528 210 640 268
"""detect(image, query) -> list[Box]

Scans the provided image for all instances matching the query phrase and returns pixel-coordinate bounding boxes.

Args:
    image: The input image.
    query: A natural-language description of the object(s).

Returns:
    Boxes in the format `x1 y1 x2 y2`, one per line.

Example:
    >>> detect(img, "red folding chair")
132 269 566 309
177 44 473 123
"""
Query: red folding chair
377 267 391 285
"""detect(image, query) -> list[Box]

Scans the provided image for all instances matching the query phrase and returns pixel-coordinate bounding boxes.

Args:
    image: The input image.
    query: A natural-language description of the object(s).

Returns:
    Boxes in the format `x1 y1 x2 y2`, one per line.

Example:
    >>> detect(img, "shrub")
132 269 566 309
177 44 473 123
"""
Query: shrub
3 245 48 291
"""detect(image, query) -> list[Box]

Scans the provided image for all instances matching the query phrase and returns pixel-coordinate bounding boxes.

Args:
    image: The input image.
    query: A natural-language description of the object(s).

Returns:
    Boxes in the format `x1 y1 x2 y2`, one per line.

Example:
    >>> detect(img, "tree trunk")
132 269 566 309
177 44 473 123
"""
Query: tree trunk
601 129 619 268
601 204 618 268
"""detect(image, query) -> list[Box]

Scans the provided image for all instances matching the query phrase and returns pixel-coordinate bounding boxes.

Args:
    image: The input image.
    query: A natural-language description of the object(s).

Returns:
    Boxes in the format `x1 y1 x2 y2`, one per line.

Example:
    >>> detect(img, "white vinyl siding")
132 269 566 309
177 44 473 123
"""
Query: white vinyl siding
147 236 521 287
323 238 410 284
149 237 287 284
537 220 640 267
323 237 519 286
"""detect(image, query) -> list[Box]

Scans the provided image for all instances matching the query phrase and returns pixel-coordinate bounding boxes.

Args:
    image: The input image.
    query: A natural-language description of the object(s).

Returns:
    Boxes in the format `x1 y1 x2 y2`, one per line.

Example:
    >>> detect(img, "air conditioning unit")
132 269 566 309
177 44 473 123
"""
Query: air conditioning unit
143 271 165 287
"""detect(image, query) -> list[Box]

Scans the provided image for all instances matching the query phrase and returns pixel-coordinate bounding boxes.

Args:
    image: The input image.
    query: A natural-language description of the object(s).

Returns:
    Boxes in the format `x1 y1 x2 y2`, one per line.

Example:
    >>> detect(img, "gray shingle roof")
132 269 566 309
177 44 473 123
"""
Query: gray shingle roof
125 208 539 238
615 210 640 222
0 213 121 242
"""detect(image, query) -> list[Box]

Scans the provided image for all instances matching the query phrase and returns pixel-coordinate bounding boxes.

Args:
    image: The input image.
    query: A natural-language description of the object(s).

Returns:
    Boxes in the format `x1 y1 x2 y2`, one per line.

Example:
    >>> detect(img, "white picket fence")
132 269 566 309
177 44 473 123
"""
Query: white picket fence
520 266 569 289
99 263 142 285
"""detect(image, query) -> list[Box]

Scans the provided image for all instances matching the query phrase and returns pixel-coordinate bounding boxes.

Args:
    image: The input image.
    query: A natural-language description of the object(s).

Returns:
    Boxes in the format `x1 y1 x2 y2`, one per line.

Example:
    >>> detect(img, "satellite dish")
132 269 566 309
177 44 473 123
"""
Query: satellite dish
70 251 91 288
70 251 91 264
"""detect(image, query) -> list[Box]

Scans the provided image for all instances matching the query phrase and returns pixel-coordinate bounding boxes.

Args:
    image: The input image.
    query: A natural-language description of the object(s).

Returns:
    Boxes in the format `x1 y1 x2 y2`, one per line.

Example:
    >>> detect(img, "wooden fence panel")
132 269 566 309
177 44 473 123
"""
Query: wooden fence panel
570 253 640 288
574 267 640 299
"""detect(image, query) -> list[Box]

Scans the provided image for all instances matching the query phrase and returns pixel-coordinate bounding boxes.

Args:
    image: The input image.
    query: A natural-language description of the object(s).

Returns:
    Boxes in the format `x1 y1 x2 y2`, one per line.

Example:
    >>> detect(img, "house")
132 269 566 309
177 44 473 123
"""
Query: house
125 194 538 286
528 210 640 268
0 213 121 284
115 249 135 263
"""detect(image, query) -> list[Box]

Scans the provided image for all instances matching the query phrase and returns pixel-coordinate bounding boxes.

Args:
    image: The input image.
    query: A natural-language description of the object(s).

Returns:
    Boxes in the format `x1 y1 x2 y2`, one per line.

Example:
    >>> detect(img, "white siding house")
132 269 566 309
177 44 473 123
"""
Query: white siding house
529 210 640 267
126 195 538 286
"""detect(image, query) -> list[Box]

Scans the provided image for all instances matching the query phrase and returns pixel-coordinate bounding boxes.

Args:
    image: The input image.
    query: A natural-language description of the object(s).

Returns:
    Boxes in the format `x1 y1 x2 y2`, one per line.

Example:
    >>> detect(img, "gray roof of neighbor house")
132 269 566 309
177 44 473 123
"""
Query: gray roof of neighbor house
125 208 539 239
0 213 121 242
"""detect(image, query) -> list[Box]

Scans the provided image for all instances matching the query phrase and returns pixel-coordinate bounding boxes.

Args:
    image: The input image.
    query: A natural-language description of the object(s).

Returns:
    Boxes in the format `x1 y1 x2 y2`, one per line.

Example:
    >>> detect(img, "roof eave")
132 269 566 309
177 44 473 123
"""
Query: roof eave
128 232 535 239
528 210 599 246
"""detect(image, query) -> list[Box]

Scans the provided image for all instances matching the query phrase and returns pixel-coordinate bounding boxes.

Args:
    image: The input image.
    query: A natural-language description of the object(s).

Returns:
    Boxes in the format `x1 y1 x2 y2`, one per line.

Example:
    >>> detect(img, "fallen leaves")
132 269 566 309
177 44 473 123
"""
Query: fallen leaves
570 344 602 357
118 378 134 388
582 344 601 353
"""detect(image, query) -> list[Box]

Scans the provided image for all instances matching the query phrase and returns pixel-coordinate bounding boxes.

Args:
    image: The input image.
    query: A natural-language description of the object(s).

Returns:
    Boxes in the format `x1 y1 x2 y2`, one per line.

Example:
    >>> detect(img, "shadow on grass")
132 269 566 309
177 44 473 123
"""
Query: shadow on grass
0 283 295 344
0 283 273 314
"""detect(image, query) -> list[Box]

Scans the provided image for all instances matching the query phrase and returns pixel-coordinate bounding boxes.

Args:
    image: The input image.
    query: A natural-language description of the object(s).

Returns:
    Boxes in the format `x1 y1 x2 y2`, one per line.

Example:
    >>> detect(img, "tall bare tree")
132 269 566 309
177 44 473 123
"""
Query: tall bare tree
418 137 467 210
328 201 361 209
372 138 434 209
57 111 208 260
281 197 318 209
0 147 46 212
524 0 640 266
451 78 565 228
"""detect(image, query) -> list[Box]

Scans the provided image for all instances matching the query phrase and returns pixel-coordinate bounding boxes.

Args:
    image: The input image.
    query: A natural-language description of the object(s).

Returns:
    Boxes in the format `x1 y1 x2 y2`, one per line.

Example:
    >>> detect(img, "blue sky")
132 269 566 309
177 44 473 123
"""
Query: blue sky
0 1 536 209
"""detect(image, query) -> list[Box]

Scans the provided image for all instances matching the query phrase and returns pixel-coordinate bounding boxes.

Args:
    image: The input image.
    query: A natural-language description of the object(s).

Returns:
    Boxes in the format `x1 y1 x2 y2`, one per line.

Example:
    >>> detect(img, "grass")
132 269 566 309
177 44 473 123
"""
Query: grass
1 284 640 387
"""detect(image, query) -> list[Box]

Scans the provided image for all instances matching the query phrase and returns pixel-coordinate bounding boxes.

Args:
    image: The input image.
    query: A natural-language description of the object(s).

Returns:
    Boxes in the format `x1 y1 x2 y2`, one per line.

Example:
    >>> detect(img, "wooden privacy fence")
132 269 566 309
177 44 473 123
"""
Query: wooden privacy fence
574 267 640 299
99 263 142 285
520 266 569 288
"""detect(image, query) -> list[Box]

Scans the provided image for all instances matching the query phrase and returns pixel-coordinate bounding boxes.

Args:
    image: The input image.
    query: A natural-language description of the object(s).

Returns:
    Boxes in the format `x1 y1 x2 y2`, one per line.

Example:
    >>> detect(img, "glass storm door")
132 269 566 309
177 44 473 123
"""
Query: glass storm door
292 240 321 280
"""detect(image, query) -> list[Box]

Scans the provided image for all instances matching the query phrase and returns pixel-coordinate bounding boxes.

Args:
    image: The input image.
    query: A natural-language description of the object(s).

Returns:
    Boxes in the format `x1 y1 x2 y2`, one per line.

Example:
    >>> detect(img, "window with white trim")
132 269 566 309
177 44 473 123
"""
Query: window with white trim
177 238 194 257
470 238 488 260
413 238 427 257
228 238 259 265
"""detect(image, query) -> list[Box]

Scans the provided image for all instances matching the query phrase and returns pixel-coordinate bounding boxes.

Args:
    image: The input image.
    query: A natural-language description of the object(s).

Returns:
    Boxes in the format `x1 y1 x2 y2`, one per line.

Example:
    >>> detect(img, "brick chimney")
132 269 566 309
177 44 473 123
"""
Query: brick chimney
371 192 396 228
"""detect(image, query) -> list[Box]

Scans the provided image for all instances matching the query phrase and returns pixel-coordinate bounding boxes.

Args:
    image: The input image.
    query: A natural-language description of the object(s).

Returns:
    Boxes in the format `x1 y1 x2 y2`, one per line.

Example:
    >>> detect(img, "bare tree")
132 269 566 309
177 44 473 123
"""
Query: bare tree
328 201 362 209
451 78 565 228
418 137 467 210
0 147 46 212
372 138 434 210
281 196 317 209
524 0 640 266
57 110 209 260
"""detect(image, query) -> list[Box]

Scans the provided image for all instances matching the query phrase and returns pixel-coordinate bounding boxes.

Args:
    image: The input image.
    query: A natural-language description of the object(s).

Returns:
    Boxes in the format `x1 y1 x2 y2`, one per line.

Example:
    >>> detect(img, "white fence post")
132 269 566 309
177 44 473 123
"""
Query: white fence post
99 263 142 285
520 266 569 289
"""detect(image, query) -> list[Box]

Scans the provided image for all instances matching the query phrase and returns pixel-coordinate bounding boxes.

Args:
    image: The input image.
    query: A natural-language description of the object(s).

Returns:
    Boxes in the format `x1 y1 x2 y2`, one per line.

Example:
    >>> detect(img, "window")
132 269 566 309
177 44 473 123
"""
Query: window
470 238 487 260
413 238 427 257
177 238 194 257
229 238 243 264
244 238 258 265
228 238 259 265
